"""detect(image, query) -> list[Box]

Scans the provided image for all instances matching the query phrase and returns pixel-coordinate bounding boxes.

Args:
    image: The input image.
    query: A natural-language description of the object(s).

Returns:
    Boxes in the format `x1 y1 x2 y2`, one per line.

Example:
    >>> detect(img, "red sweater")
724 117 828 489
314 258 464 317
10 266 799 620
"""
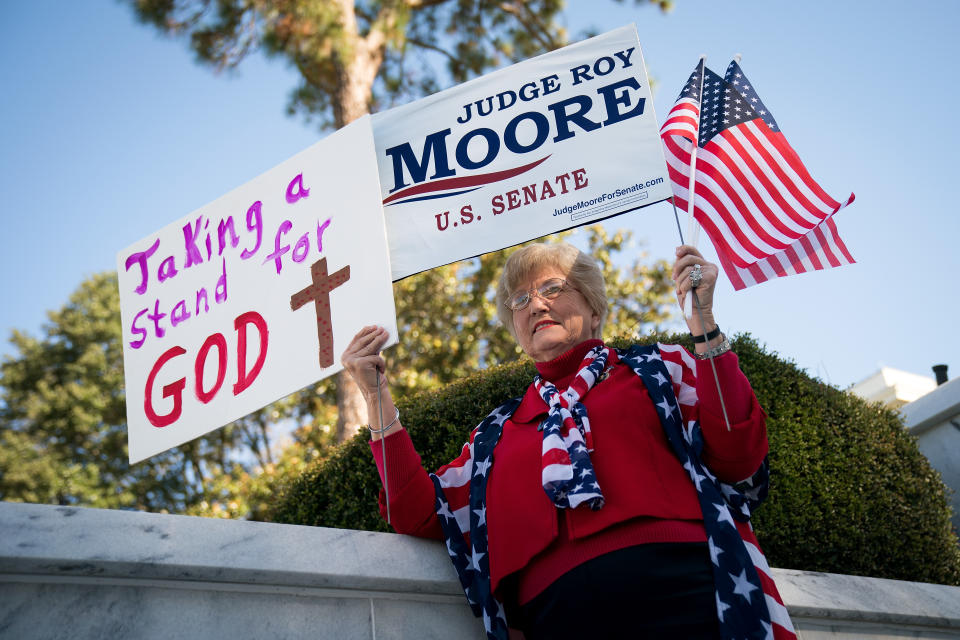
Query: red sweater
371 340 767 603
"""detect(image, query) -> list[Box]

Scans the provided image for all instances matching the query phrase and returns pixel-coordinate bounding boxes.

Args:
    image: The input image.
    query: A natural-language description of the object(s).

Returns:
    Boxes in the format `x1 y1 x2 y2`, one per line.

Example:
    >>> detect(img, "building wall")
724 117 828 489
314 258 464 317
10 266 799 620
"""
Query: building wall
849 367 936 409
901 376 960 535
2 502 959 639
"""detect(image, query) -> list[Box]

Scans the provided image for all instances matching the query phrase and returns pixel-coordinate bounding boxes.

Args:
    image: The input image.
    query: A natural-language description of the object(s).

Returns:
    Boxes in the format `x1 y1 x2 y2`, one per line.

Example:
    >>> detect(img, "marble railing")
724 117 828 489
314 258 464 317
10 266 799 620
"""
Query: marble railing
1 501 958 639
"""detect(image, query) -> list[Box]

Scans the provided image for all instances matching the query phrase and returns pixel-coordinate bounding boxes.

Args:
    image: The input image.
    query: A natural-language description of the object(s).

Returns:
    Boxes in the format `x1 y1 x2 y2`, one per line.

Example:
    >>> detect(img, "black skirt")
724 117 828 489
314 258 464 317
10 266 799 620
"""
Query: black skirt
510 542 721 639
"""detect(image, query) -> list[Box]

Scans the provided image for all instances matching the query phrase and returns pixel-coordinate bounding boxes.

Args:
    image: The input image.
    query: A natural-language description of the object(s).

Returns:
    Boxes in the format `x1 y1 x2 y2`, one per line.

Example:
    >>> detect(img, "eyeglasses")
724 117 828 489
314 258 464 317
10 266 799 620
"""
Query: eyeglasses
504 278 570 311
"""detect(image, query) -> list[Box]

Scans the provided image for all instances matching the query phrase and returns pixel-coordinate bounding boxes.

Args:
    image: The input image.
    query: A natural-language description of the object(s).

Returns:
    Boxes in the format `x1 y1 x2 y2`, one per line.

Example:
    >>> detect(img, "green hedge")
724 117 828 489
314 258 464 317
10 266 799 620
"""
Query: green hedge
268 334 960 585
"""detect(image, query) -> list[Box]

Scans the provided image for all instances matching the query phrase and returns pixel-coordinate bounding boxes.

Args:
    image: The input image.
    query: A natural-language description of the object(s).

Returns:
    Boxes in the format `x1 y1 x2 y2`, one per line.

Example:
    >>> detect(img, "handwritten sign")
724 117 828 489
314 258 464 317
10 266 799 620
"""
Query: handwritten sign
117 117 396 464
372 24 672 281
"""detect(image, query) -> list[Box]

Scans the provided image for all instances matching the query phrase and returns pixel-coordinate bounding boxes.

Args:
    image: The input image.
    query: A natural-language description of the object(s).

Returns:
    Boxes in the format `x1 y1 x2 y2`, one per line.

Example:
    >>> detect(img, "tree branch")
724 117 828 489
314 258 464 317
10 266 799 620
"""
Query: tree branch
407 36 458 63
257 416 274 466
498 1 561 51
405 0 452 10
238 420 268 469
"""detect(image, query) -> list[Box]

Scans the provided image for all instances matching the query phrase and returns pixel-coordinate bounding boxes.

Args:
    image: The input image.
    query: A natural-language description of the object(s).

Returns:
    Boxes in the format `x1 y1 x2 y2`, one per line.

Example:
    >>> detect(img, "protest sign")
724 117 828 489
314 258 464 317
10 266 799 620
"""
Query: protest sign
373 24 672 281
117 116 396 464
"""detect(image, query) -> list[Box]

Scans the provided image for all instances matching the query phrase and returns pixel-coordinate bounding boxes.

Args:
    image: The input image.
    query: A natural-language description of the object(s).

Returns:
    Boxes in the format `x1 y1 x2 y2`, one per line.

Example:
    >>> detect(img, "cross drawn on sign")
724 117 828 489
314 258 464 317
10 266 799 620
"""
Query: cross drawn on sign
290 258 351 368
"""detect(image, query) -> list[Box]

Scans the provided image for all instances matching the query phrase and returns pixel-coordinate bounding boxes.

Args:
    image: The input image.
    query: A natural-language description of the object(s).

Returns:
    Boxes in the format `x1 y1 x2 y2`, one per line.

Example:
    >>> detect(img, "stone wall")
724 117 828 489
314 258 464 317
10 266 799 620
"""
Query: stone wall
2 502 959 639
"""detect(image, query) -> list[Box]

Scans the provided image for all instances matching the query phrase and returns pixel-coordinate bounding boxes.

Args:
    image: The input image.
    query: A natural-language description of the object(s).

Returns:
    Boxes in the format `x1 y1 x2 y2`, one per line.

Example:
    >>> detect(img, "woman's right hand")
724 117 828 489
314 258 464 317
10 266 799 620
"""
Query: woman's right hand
341 325 391 400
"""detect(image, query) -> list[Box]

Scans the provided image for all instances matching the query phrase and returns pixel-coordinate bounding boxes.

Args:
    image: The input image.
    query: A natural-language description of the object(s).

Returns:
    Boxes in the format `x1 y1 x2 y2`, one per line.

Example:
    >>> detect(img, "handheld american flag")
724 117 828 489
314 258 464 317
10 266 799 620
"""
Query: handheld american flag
661 59 855 289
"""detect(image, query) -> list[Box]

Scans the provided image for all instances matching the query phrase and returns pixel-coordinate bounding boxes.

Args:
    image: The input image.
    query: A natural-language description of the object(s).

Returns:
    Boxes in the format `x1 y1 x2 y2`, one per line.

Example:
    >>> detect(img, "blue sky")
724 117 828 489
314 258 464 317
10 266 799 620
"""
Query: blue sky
2 0 958 391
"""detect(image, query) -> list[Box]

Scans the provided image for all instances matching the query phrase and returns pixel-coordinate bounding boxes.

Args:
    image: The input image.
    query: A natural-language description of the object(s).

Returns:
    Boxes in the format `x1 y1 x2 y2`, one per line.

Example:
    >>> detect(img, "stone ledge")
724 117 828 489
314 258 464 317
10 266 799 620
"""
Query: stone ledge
772 568 960 630
3 501 960 638
1 501 462 598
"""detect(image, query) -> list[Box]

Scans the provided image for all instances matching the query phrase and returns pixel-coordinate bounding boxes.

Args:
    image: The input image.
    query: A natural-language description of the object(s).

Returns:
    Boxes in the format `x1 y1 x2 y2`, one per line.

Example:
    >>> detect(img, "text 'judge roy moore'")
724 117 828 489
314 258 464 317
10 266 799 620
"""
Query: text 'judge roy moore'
382 47 650 232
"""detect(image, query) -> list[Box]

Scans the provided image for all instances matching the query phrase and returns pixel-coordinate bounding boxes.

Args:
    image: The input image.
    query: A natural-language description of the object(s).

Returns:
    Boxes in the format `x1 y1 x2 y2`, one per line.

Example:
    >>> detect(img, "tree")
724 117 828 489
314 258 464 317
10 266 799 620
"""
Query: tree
126 0 672 441
0 272 289 513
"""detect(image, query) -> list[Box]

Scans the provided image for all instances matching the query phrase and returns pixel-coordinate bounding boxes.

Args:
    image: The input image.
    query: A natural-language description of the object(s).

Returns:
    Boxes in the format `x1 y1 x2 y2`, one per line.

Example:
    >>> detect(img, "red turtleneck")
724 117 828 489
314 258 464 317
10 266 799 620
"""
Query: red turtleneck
370 340 766 603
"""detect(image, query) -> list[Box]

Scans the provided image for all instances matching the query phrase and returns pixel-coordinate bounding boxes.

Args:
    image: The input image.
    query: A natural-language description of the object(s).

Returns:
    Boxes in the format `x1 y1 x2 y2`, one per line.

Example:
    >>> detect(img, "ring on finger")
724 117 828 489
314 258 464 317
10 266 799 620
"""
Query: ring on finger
690 263 703 288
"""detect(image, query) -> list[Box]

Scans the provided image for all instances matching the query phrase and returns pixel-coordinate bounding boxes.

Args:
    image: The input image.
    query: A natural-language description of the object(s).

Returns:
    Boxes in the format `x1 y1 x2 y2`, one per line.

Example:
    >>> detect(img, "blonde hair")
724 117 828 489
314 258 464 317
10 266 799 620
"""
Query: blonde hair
495 242 607 340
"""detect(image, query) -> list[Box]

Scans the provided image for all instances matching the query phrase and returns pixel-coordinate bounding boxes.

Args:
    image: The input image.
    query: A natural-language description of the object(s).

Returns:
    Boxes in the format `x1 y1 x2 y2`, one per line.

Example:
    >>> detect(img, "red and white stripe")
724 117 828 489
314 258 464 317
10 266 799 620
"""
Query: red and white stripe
540 422 585 486
434 428 480 535
737 521 797 639
663 120 854 269
660 96 701 142
659 342 699 411
716 215 856 290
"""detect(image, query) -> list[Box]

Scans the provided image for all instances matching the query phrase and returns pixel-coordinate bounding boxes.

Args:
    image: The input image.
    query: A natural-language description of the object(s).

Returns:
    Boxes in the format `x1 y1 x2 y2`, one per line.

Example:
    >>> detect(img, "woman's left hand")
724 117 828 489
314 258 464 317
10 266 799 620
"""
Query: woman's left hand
672 245 719 336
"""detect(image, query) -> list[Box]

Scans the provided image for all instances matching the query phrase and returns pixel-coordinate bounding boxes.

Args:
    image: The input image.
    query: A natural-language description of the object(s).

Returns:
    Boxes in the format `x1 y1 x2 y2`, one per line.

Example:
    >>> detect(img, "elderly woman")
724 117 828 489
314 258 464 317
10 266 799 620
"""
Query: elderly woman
342 243 783 640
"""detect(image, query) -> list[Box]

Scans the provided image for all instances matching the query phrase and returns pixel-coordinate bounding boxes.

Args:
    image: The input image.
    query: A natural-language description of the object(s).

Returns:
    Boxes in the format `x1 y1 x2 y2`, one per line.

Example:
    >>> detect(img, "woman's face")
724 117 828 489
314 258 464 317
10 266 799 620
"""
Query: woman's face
511 267 600 363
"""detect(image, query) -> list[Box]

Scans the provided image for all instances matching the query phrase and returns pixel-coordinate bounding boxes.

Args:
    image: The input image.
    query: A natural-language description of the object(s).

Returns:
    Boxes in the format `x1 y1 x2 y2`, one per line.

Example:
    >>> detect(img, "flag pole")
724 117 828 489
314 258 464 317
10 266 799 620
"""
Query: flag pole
690 53 746 433
376 368 391 525
692 288 732 432
669 196 686 245
683 55 708 320
670 55 732 432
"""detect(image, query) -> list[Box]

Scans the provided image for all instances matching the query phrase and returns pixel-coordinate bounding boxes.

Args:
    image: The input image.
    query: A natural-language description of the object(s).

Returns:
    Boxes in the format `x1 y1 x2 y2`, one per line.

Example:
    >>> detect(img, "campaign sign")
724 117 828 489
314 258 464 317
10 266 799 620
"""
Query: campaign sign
117 117 396 464
373 24 672 281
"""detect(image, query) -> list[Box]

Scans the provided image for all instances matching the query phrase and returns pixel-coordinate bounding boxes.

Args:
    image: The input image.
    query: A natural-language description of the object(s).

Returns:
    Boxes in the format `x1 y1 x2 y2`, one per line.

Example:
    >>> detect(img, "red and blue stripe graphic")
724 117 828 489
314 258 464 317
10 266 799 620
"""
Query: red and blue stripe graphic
382 155 551 207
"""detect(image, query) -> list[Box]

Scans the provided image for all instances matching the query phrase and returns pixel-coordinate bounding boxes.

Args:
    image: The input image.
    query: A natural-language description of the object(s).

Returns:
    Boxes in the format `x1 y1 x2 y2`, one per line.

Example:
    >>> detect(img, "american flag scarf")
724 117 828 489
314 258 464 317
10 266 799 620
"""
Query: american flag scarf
533 344 609 510
430 343 796 640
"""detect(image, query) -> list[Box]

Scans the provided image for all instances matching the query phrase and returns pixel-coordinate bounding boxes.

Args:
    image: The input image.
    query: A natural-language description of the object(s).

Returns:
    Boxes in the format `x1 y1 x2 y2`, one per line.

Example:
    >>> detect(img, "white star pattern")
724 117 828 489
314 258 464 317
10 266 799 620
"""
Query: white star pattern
473 506 486 527
474 457 492 477
714 502 735 528
761 620 773 639
702 464 717 483
683 460 705 491
656 396 675 418
716 592 731 623
744 484 764 502
652 371 668 387
693 471 706 492
437 501 455 521
729 568 759 601
724 60 779 135
470 548 485 572
708 536 723 566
